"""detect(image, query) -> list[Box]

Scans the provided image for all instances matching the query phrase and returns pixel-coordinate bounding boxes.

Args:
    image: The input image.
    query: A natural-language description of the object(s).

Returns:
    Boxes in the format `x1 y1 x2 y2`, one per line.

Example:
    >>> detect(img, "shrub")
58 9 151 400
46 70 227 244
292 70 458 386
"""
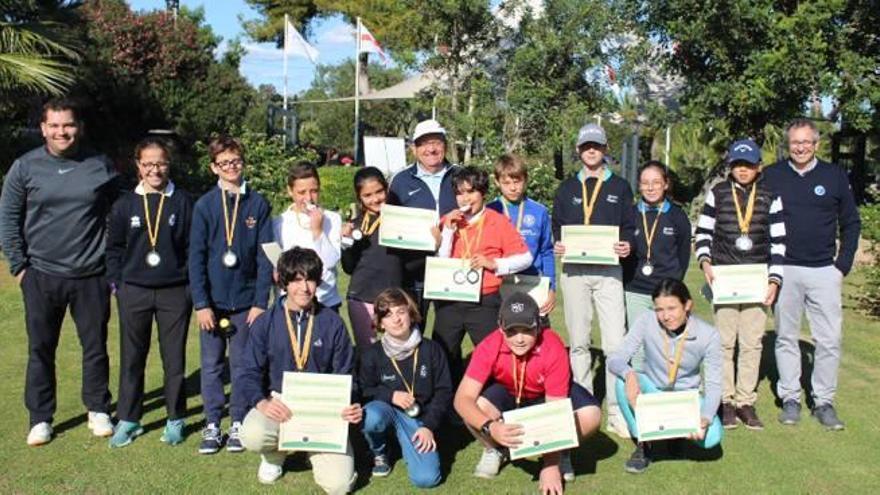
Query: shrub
318 166 359 219
856 197 880 318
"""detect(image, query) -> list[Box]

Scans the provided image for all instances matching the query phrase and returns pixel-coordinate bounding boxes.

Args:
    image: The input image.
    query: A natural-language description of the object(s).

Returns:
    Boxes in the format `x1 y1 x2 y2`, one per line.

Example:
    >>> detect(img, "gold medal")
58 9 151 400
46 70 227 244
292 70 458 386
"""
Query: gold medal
731 182 757 252
389 347 420 417
663 322 690 389
284 306 315 371
640 204 662 274
142 185 166 268
500 198 525 232
580 170 605 225
221 186 241 269
511 354 527 408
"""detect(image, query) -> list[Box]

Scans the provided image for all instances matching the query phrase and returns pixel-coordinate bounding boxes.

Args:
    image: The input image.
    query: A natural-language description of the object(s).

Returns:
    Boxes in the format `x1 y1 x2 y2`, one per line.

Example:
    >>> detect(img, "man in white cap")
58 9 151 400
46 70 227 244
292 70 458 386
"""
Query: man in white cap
552 122 636 438
387 119 459 318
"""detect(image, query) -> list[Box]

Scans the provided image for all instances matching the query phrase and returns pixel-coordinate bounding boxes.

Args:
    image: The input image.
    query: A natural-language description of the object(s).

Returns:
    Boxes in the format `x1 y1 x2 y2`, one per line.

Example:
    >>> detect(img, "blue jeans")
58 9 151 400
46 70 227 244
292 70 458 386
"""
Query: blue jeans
615 374 723 449
200 309 249 424
362 401 442 488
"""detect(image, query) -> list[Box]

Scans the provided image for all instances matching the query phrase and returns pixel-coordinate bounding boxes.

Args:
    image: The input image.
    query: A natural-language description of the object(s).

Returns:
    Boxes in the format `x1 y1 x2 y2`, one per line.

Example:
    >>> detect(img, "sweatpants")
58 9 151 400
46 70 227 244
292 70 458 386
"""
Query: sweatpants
21 269 111 426
199 309 249 425
116 283 192 422
432 293 501 383
775 265 844 407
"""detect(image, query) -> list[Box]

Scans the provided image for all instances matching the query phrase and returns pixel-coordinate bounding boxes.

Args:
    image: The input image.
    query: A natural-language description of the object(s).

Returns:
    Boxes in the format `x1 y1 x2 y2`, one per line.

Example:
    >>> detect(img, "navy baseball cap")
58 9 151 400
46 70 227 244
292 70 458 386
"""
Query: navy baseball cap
726 139 762 165
498 292 540 332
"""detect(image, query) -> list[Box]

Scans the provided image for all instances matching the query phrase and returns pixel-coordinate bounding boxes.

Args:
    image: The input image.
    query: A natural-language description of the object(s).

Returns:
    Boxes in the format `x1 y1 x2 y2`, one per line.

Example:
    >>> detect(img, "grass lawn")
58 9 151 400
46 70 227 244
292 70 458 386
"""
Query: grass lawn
1 259 878 494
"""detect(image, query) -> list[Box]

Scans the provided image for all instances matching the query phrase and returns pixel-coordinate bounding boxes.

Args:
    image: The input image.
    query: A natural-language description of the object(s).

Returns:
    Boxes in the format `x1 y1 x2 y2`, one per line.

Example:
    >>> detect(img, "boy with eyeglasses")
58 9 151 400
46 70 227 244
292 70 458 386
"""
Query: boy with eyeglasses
189 135 273 454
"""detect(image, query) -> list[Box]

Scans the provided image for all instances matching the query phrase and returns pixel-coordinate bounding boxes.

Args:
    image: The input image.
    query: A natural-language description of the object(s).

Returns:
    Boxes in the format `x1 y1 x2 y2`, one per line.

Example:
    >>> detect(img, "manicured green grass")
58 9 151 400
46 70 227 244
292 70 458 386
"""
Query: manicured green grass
0 260 878 494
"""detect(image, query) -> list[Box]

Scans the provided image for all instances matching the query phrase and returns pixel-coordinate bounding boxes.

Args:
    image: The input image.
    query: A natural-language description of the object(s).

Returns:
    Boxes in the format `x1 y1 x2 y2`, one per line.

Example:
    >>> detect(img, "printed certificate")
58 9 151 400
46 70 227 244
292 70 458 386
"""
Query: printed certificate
635 390 701 442
378 204 438 252
502 399 579 460
712 263 768 305
499 274 551 309
278 372 351 453
423 256 482 302
561 225 619 265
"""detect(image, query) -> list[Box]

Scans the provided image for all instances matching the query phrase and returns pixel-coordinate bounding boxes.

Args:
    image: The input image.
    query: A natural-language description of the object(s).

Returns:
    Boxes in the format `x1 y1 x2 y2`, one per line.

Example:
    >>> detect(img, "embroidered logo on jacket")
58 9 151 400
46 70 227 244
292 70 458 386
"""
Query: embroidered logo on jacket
606 194 619 203
245 216 257 229
168 213 176 227
814 185 826 196
663 227 675 235
313 338 323 347
130 216 141 228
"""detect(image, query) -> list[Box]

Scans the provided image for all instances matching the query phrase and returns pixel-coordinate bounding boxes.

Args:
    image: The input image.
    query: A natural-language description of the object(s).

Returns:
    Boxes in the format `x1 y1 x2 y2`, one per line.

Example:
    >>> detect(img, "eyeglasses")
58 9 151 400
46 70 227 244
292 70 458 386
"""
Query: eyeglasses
789 140 817 147
639 181 665 189
139 161 169 170
214 158 244 170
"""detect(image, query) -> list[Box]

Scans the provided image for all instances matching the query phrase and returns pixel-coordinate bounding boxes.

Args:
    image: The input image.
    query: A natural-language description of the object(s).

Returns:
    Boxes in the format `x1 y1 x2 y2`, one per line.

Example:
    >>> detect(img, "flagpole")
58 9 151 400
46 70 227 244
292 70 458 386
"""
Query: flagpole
353 17 361 165
282 14 289 149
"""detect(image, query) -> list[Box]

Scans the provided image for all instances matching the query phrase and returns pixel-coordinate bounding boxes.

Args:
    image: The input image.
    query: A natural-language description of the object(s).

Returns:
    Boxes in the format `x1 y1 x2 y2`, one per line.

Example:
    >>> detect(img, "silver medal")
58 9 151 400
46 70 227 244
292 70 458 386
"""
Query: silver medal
735 235 753 252
351 229 363 241
222 250 238 268
466 269 480 284
641 263 654 276
145 250 162 267
405 403 420 418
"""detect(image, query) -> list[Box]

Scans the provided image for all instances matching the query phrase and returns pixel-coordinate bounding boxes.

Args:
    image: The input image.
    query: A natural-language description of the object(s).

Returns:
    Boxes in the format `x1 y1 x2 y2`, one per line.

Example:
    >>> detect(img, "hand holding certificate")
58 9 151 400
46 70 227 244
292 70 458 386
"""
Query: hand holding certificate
635 390 701 442
278 372 352 453
711 263 768 305
378 204 438 251
502 399 579 460
423 256 482 302
561 225 619 265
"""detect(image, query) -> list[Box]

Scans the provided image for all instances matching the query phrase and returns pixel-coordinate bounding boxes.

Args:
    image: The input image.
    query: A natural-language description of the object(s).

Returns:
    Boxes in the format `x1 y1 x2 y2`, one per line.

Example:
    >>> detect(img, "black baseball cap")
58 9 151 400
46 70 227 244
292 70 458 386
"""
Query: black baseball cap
498 292 540 332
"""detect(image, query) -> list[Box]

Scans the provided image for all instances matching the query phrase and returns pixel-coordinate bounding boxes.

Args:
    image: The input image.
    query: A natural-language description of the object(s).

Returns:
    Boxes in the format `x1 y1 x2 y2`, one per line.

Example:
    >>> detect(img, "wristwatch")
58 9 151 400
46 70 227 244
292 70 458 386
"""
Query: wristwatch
480 419 496 437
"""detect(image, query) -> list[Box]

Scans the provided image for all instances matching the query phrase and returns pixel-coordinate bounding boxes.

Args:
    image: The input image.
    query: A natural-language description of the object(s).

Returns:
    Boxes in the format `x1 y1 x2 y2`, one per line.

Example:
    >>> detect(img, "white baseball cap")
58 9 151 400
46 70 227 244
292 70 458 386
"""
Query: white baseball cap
412 119 447 143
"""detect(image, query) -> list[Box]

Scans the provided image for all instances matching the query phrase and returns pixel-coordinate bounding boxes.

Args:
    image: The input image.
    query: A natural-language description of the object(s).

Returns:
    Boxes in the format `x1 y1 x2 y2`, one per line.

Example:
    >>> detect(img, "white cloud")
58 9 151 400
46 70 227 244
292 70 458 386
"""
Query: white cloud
318 24 354 45
242 42 284 62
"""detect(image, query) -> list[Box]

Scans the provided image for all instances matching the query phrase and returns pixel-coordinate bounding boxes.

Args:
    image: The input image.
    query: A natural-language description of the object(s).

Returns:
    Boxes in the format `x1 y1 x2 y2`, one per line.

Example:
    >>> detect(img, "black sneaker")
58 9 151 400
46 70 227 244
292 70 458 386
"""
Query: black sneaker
624 444 650 474
778 400 801 425
226 422 245 453
721 403 738 429
199 423 223 455
812 404 845 431
372 455 392 477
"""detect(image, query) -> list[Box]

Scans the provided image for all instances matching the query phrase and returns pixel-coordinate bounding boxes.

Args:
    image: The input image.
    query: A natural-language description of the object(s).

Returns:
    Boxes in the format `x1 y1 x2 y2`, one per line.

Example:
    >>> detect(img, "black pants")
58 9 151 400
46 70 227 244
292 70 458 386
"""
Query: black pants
116 283 192 422
21 269 111 426
432 293 501 383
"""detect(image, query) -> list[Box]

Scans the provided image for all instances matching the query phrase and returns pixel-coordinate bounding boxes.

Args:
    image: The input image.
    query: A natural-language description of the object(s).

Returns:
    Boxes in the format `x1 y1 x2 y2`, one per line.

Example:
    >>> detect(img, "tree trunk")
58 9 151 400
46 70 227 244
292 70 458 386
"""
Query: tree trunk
463 89 475 164
554 147 564 179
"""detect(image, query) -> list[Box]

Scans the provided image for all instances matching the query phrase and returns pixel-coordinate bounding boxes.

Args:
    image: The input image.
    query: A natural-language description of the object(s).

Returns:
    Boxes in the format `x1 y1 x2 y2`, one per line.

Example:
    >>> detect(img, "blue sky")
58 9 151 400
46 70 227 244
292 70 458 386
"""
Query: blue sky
127 1 357 94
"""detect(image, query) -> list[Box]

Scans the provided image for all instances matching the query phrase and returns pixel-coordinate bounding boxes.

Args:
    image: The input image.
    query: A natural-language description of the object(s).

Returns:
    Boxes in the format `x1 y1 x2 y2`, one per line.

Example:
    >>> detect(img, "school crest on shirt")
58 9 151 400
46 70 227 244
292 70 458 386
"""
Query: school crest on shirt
168 213 176 227
663 227 675 236
420 364 428 378
130 216 141 228
245 216 257 229
606 194 619 204
313 338 323 347
814 185 826 196
381 374 397 383
571 197 582 205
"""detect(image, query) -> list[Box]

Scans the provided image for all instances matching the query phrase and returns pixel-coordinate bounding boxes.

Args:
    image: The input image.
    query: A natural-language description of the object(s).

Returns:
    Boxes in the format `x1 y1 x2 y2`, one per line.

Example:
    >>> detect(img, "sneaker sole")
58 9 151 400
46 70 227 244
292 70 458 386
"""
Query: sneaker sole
258 475 282 485
778 418 800 425
624 465 648 474
473 471 499 479
88 424 114 437
562 474 575 482
199 447 221 454
226 446 245 453
27 437 51 447
722 423 738 430
736 418 764 431
372 470 392 478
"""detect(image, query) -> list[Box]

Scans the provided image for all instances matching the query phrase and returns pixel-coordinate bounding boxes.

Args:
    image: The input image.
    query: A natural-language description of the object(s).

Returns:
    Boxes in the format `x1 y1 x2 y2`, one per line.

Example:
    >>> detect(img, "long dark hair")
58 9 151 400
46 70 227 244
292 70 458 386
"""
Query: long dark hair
353 167 388 198
651 278 692 306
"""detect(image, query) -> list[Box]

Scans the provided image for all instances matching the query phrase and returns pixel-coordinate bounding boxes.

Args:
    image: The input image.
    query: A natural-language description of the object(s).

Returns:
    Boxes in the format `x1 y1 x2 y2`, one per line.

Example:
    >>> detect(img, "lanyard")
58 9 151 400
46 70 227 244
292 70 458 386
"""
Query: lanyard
511 354 527 407
500 198 525 232
220 187 241 249
284 308 314 371
389 347 419 397
459 214 486 259
360 213 382 235
731 182 757 235
663 323 690 387
580 176 604 225
641 208 662 262
142 188 166 251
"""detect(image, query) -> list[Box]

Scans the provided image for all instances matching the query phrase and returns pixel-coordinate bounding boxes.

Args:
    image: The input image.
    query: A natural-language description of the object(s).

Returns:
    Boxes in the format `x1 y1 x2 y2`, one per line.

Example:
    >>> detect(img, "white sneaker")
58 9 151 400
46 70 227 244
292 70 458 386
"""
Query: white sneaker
27 422 53 446
560 451 575 482
473 448 504 478
87 411 113 437
605 416 631 439
257 455 283 485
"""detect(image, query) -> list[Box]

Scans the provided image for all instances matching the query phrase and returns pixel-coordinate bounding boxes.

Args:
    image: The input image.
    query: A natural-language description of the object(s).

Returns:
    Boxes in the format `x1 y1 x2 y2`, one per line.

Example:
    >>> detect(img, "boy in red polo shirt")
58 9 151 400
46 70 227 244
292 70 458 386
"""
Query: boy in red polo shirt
435 166 532 382
454 293 602 494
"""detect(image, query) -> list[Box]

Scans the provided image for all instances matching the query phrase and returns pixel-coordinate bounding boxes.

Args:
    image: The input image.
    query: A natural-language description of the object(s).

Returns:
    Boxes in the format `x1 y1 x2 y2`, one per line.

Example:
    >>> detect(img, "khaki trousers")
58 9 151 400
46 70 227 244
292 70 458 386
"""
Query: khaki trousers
713 303 766 406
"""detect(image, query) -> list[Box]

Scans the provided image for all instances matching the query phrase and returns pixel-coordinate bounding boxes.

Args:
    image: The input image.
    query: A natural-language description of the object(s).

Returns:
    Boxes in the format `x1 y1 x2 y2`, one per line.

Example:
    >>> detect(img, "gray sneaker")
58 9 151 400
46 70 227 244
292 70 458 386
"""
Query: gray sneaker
473 448 505 478
812 404 845 431
778 400 801 425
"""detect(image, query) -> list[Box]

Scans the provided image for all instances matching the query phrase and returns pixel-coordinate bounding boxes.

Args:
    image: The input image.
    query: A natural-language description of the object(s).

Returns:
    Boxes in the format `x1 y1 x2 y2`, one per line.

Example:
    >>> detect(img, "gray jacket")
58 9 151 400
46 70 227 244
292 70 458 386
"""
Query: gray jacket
0 146 119 278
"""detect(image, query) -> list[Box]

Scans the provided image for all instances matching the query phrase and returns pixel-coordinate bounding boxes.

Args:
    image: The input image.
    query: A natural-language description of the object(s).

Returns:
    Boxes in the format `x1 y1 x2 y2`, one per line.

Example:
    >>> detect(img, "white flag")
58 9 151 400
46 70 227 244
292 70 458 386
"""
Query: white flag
358 22 387 62
285 19 319 64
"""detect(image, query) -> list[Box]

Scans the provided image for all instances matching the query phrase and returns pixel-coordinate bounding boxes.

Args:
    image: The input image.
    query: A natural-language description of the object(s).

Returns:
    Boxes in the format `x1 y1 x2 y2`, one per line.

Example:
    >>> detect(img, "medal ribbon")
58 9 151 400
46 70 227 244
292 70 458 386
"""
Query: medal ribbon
500 198 525 232
580 174 605 225
641 207 662 263
221 187 241 250
731 182 757 236
284 308 315 371
359 213 382 235
142 186 166 251
459 214 486 259
511 354 527 407
663 323 690 387
389 347 419 398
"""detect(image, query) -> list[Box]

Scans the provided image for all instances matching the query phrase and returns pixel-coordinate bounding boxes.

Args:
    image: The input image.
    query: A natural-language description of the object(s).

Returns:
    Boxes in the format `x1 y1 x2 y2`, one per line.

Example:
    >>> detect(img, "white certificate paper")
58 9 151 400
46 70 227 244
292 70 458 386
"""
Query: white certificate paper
423 256 482 302
561 225 619 265
712 263 768 305
502 399 579 460
635 390 701 442
499 274 550 309
378 204 438 252
278 372 351 453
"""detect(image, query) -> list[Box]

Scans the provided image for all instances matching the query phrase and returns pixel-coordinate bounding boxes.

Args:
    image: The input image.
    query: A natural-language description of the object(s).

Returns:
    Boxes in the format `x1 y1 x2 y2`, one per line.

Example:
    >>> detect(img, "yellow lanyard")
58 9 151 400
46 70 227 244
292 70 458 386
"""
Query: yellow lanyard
500 198 525 232
663 323 690 387
511 354 527 407
580 175 604 225
142 188 166 251
389 347 419 397
360 213 382 235
284 308 314 371
731 182 757 235
459 214 486 259
640 206 662 262
220 187 241 249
